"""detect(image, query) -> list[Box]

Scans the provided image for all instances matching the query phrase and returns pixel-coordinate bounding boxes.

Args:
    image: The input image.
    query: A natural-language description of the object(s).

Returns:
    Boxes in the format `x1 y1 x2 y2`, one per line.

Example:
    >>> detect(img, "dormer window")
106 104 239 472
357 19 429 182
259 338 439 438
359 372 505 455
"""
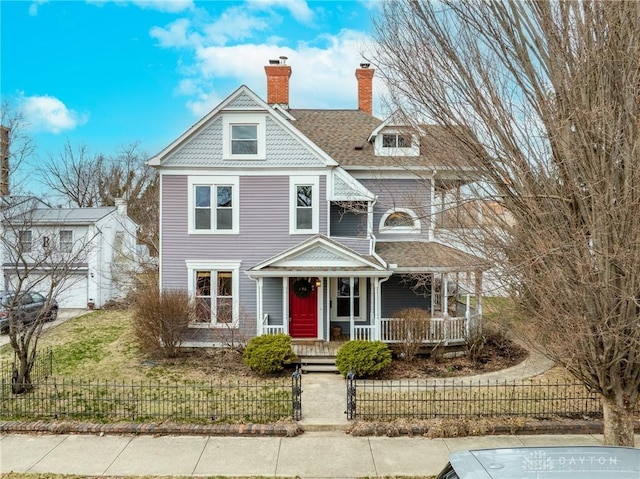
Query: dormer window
382 133 410 148
374 128 420 157
380 208 421 233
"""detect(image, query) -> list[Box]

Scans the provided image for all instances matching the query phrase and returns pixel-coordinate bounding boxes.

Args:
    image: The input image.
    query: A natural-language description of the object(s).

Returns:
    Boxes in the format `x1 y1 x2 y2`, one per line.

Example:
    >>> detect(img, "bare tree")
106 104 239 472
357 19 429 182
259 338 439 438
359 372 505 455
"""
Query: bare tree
373 0 640 446
1 101 37 195
1 201 95 393
38 141 159 256
38 140 103 207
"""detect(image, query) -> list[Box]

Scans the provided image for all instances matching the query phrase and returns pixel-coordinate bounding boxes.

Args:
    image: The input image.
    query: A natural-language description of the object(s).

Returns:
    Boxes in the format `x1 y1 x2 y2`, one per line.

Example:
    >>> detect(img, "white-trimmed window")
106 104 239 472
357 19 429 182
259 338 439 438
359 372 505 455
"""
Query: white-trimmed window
223 115 266 160
188 176 239 234
19 230 32 253
380 208 421 233
374 129 420 157
382 133 410 148
60 230 73 253
186 261 241 327
331 277 366 322
290 176 319 234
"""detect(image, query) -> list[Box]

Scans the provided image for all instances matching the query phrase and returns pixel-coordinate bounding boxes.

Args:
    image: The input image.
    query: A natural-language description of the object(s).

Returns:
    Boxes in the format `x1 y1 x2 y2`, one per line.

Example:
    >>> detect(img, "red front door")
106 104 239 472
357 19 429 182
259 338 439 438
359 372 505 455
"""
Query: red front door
289 278 318 338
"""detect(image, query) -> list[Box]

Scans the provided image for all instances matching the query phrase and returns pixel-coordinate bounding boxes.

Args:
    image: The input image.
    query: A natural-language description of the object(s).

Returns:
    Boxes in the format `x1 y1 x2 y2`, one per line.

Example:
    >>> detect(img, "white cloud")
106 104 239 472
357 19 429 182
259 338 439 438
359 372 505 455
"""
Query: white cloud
130 0 194 13
87 0 194 13
202 6 271 46
247 0 313 23
149 2 386 117
150 18 198 48
190 29 381 110
19 95 88 134
28 0 49 16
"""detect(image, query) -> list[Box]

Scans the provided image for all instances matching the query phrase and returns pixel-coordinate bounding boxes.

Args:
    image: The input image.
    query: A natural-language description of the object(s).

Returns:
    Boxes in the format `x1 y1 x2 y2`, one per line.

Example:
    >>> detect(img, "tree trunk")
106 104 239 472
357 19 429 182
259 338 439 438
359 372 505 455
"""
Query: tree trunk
601 394 635 446
11 353 33 394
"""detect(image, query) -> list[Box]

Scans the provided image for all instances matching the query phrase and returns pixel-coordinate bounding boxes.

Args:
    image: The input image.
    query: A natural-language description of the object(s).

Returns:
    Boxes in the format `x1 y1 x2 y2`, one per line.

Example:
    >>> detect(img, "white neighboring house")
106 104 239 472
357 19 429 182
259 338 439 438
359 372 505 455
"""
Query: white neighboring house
1 199 138 309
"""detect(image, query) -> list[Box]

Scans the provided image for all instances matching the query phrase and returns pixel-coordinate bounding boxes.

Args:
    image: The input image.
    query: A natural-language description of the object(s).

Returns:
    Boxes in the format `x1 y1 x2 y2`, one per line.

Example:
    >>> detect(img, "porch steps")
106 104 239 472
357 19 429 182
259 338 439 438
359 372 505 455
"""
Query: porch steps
298 356 339 374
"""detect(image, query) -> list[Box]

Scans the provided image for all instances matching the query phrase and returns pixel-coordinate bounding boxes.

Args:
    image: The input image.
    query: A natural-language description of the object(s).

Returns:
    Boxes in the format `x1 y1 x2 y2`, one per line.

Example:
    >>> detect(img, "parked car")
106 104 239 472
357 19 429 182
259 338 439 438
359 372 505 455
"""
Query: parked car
436 446 640 478
0 291 58 333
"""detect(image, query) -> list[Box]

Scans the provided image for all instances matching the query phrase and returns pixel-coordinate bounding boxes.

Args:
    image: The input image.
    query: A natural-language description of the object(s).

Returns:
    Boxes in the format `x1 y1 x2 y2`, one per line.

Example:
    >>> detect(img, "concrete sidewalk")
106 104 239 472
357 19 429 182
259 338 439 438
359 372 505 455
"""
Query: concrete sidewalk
4 431 635 477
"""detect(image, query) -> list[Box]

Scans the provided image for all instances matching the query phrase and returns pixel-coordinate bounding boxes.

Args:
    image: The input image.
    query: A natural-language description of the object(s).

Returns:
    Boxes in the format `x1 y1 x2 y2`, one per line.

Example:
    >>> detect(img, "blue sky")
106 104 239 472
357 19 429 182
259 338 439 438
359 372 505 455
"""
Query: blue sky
1 0 383 194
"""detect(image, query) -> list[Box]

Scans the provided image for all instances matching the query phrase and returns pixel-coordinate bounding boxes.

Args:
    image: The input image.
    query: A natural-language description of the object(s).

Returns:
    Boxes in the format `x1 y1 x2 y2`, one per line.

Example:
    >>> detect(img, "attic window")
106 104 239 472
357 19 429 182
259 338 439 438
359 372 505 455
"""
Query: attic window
231 125 258 154
382 133 410 148
380 209 421 233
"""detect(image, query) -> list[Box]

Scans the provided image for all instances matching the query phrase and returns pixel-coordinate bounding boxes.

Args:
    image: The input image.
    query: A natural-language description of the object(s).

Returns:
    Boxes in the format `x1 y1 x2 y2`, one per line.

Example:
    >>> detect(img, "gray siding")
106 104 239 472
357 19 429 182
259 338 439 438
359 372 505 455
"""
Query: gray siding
359 178 431 241
163 116 326 169
330 204 367 237
263 277 283 325
161 174 328 335
381 275 432 318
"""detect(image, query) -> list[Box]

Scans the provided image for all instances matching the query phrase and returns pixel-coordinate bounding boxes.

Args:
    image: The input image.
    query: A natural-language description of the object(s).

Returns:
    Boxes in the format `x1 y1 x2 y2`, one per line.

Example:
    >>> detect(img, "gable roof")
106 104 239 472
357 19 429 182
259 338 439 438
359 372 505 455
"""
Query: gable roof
8 207 118 225
149 86 338 168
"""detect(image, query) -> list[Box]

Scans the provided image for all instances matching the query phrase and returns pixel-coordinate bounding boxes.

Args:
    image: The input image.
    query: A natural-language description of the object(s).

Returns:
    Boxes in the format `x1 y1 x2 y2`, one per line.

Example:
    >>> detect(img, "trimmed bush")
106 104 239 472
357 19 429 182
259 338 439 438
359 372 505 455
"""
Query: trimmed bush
335 340 392 377
243 334 297 375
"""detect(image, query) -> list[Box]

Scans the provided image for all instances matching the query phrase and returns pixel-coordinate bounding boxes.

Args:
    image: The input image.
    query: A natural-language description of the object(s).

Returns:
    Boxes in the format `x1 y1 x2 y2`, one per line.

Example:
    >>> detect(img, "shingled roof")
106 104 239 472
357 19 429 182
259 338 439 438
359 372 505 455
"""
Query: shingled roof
376 241 489 272
289 109 479 169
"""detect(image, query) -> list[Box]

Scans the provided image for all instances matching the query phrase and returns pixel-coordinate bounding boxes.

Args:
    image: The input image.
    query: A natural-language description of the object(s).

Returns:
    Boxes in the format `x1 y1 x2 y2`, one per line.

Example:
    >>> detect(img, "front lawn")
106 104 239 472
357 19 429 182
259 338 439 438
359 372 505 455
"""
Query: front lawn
0 309 255 382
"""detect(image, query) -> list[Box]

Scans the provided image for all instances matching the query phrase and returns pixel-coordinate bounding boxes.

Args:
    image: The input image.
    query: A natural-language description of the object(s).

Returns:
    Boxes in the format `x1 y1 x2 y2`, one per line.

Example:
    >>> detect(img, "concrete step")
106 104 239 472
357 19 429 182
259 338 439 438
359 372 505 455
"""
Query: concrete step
299 356 336 365
302 364 340 373
298 355 339 373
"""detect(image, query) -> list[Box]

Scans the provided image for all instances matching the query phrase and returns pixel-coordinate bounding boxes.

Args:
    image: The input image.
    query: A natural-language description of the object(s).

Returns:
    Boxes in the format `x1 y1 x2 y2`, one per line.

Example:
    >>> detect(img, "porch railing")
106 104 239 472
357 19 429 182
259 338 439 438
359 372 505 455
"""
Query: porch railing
261 313 482 344
263 325 286 335
380 314 480 344
354 325 375 341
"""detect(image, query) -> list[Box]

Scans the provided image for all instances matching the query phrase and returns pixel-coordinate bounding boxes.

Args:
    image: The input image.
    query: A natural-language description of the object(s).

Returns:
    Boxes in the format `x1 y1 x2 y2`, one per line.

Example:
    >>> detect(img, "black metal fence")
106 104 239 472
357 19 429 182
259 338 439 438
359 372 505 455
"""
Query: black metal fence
1 369 303 424
0 348 53 394
345 377 638 421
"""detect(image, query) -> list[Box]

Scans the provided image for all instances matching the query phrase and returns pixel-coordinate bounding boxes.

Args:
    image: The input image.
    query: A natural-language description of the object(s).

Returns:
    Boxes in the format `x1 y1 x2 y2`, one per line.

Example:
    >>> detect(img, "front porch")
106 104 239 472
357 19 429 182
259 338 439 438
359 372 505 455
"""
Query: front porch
266 299 482 346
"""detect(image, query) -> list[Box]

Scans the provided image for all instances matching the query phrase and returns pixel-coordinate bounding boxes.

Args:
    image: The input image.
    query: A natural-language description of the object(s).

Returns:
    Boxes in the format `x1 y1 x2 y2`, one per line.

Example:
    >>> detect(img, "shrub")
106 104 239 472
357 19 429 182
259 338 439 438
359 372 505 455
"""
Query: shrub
393 307 430 361
243 334 297 375
132 287 193 358
335 340 392 377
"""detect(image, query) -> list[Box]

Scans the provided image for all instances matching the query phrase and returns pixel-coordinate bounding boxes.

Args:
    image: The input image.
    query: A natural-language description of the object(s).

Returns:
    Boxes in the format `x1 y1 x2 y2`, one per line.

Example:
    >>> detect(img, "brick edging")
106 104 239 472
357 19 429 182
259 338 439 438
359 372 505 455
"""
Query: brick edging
0 420 303 437
347 419 640 437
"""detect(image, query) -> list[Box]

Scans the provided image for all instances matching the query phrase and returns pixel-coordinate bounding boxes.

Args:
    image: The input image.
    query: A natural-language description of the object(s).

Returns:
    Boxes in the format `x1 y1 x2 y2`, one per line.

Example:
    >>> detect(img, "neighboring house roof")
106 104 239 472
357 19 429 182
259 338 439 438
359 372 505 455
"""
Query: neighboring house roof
9 207 118 225
289 109 479 170
375 241 489 272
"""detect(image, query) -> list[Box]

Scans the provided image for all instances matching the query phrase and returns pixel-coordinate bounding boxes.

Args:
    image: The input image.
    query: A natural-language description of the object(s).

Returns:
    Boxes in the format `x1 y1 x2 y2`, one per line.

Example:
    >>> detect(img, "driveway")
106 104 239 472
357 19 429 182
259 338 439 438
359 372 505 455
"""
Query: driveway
0 308 88 347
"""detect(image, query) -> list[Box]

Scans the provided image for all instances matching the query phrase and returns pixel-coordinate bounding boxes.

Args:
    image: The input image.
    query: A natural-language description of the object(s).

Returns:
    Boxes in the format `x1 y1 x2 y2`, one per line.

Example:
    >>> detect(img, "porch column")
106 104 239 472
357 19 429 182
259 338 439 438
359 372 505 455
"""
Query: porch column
475 272 483 316
282 277 289 335
349 276 355 340
257 277 264 335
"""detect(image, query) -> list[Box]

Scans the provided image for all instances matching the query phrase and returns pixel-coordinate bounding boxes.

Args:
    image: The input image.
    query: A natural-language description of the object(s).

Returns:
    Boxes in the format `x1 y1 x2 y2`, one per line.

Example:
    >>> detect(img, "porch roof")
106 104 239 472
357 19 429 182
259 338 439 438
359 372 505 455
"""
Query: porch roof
375 241 490 272
247 234 390 278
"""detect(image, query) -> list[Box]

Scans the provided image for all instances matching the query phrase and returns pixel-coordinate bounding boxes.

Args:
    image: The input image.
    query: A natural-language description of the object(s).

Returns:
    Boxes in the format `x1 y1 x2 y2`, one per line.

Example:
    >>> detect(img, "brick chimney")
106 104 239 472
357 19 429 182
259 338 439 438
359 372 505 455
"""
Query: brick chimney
0 126 9 196
265 56 292 108
355 62 374 115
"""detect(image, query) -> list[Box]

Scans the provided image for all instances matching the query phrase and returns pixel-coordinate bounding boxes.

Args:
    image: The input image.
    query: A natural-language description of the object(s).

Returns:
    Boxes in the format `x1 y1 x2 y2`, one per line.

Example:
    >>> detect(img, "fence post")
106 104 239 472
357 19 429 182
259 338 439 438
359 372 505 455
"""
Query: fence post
346 371 356 420
291 367 302 421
